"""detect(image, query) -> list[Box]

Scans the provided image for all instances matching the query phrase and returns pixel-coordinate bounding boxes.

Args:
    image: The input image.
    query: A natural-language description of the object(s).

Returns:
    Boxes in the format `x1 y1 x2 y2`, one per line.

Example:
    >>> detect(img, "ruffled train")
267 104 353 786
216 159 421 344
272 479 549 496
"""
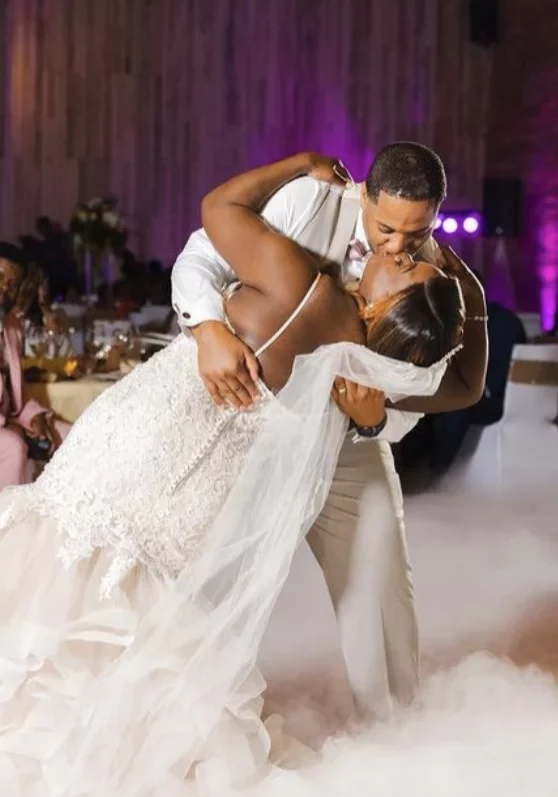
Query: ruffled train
0 490 281 797
3 337 550 795
2 492 558 797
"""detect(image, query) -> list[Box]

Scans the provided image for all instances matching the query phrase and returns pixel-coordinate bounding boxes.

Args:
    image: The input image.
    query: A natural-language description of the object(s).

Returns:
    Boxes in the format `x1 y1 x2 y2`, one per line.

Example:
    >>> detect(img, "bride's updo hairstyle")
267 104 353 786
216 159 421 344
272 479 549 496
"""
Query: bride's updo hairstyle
361 275 465 367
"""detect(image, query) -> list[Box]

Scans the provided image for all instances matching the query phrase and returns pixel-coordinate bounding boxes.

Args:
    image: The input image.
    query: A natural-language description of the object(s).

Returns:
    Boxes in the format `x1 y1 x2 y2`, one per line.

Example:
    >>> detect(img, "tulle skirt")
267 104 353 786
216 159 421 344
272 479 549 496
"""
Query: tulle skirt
0 492 275 797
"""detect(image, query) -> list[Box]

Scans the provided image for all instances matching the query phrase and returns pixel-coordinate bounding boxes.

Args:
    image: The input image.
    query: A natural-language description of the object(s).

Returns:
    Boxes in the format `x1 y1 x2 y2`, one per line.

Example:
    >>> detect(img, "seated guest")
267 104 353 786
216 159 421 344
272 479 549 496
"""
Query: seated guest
22 265 70 334
20 217 80 300
146 259 171 305
0 243 70 489
98 250 147 314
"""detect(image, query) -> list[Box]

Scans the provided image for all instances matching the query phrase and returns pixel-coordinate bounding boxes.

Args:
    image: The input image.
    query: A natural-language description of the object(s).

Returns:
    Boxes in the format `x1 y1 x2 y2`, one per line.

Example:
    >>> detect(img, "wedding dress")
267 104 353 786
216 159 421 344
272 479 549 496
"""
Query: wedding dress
0 277 452 796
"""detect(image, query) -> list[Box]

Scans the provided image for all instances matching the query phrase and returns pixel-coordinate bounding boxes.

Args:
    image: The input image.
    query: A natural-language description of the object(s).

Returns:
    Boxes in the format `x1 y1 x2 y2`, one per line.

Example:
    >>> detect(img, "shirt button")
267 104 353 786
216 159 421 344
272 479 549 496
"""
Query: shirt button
182 311 191 320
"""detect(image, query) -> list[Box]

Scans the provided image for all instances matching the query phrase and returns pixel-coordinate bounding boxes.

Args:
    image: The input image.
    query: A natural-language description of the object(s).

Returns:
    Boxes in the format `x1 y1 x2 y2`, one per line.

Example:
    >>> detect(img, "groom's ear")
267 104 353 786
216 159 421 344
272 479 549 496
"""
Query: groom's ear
360 182 368 207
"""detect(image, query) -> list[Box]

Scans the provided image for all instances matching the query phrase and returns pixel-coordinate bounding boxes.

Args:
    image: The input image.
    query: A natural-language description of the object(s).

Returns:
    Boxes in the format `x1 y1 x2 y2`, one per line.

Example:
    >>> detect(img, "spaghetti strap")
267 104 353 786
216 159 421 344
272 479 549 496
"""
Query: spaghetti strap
173 275 322 492
255 273 322 358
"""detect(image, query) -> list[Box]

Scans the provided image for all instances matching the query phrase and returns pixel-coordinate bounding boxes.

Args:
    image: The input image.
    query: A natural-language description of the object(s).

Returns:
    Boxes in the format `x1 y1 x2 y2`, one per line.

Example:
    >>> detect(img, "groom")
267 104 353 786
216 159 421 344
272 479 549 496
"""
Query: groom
171 142 487 714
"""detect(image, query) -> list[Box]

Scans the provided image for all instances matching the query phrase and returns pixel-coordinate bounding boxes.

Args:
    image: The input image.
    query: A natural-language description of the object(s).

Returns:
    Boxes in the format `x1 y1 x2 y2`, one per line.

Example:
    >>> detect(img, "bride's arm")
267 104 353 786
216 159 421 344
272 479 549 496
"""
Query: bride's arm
201 153 339 303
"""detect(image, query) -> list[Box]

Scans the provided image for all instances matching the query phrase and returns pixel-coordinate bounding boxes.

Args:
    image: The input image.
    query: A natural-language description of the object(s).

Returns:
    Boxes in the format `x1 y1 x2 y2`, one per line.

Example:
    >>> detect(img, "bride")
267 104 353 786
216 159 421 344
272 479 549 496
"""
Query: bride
0 153 465 796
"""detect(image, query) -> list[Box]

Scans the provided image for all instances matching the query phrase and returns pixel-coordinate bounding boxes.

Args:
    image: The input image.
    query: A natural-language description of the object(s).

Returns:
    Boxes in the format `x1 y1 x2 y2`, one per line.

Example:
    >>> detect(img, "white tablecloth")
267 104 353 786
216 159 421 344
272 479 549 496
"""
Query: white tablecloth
27 378 113 423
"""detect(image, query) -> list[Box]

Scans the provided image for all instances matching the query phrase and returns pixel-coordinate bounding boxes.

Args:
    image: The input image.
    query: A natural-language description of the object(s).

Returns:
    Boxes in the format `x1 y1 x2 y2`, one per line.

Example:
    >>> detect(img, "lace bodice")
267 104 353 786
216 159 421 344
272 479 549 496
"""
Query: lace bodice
26 337 277 596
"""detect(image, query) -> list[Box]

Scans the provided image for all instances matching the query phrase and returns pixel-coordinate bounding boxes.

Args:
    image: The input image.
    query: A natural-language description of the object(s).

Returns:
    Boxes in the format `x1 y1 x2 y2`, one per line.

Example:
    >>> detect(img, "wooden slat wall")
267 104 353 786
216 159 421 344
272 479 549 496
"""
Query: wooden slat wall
0 0 492 262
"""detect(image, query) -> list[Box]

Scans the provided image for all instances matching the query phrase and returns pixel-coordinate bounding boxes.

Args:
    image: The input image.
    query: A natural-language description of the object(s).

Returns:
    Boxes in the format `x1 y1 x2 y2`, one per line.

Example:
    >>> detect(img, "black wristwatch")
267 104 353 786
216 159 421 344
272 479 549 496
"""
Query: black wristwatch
353 413 388 439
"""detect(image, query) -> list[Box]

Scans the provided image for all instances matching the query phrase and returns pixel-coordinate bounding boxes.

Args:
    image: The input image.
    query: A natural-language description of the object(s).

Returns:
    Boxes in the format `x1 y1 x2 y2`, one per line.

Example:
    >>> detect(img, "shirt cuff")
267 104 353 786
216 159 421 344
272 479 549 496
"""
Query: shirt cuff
174 294 227 332
351 408 423 444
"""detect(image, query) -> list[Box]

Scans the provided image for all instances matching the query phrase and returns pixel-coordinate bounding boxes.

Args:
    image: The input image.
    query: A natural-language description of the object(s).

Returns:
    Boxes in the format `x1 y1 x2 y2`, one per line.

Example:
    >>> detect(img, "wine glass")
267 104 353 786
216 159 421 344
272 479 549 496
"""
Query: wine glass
26 325 48 359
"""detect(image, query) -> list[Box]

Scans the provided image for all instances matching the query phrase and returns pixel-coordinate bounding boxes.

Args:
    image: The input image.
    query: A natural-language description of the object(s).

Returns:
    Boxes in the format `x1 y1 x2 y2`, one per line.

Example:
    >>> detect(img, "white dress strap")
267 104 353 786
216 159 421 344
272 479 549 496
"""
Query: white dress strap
255 273 322 358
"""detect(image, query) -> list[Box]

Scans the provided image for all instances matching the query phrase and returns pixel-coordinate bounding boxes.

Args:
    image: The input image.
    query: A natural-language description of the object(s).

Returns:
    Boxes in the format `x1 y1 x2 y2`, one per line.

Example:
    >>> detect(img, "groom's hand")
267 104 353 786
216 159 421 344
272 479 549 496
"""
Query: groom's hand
307 155 351 186
193 321 260 409
331 379 386 427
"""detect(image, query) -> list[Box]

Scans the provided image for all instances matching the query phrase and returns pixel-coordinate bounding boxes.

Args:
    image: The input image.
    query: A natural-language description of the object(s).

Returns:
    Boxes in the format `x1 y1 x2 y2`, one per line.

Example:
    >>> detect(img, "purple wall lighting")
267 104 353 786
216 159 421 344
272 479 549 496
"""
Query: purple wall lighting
536 209 558 331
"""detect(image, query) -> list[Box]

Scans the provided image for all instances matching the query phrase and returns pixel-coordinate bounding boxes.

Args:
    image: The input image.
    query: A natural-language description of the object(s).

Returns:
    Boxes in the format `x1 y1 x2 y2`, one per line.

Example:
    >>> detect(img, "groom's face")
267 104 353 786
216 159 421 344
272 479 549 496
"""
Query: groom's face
360 186 438 257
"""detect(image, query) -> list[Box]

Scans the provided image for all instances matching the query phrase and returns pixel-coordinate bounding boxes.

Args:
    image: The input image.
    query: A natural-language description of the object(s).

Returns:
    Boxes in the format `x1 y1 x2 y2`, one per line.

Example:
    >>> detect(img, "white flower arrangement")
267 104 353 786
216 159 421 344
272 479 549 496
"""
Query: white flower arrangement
70 196 127 253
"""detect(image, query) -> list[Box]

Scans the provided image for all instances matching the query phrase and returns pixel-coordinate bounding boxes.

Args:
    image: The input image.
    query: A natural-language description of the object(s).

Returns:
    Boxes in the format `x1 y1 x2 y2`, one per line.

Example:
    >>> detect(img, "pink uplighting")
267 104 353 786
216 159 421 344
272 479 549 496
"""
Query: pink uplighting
536 211 558 330
442 217 458 234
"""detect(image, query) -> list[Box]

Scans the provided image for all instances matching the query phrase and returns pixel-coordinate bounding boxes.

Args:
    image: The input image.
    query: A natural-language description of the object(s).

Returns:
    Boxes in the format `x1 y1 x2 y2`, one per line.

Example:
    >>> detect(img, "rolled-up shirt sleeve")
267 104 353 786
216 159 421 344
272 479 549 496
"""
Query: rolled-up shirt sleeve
171 176 323 330
171 229 233 330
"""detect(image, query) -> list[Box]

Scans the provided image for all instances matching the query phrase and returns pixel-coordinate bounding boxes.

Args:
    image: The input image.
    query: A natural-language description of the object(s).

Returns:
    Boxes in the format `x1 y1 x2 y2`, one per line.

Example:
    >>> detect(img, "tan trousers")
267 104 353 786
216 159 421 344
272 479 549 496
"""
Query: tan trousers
307 437 419 715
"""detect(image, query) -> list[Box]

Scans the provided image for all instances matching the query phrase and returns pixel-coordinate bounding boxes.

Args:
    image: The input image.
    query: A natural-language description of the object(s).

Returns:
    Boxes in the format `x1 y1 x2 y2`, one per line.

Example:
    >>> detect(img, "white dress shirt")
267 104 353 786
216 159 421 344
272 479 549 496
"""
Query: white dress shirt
171 177 423 443
171 177 370 329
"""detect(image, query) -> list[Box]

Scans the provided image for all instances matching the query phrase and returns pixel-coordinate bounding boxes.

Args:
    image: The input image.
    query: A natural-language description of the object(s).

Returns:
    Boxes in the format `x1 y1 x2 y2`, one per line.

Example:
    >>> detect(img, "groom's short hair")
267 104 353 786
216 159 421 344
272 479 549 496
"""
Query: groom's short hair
366 142 447 206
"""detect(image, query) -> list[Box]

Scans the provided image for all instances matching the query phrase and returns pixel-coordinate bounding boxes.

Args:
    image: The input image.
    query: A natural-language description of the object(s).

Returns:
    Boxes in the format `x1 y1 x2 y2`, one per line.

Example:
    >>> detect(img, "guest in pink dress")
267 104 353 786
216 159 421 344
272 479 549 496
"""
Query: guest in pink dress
0 243 70 489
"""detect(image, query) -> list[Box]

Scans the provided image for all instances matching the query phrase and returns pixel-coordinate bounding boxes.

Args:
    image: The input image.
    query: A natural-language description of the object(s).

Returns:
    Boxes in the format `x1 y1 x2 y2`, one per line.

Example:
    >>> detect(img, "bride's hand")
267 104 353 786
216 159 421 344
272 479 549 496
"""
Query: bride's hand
193 321 260 410
307 155 352 186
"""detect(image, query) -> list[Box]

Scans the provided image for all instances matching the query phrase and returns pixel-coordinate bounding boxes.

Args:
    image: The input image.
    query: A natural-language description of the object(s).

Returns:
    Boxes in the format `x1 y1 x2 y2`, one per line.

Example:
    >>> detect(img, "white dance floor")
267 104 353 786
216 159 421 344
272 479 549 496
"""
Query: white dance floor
255 344 558 792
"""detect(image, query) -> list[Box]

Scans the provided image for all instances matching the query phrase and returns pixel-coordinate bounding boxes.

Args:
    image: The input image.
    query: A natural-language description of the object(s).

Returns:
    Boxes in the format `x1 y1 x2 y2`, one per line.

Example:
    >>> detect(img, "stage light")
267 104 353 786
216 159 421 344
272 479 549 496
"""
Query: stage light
463 216 480 234
442 217 458 234
436 212 482 236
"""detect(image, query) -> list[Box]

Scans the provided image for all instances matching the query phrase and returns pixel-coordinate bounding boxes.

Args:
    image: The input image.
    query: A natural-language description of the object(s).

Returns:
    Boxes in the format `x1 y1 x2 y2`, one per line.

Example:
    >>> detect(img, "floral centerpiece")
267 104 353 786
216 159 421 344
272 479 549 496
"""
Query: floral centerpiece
69 196 128 297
